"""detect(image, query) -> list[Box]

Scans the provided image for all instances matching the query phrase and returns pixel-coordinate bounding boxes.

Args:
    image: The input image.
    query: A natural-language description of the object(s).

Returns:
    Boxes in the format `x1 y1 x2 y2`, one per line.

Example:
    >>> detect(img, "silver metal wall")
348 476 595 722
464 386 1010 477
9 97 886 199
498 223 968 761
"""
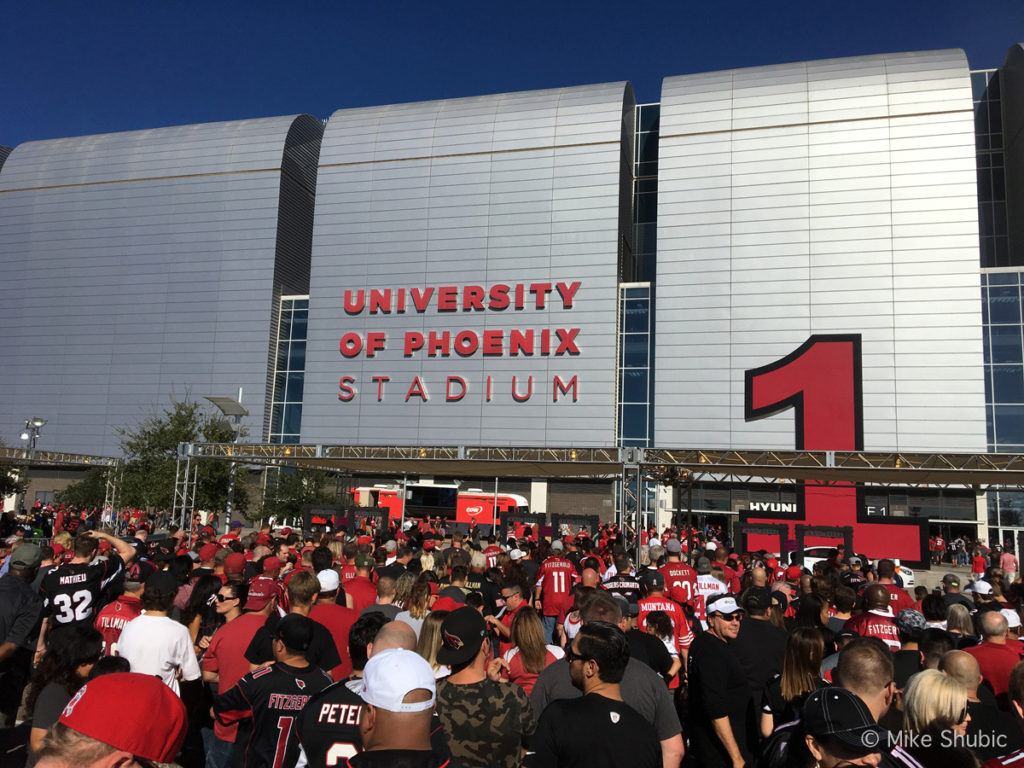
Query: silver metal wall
302 83 633 447
0 147 10 172
1003 43 1024 265
0 116 323 455
655 49 987 452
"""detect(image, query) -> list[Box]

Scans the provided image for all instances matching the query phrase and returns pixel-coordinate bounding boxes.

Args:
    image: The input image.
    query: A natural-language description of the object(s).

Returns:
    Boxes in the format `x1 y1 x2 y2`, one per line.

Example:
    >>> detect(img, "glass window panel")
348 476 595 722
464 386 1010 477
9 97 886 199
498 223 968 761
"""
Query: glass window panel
979 205 994 239
993 168 1006 201
989 494 999 527
636 178 657 194
982 289 990 323
637 132 659 164
988 406 995 443
995 405 1024 444
991 325 1022 363
623 287 650 299
622 334 649 368
288 341 306 370
990 101 1002 133
283 403 302 434
988 285 1020 323
636 160 658 177
273 372 287 400
977 133 991 152
635 192 657 223
638 107 660 133
621 404 648 439
289 312 308 341
995 203 1008 237
285 372 305 403
270 404 284 433
1000 492 1024 527
276 342 289 372
978 168 992 197
294 299 309 310
278 311 292 341
634 222 656 255
993 365 1024 402
973 72 990 100
994 238 1009 266
622 369 648 403
623 301 649 333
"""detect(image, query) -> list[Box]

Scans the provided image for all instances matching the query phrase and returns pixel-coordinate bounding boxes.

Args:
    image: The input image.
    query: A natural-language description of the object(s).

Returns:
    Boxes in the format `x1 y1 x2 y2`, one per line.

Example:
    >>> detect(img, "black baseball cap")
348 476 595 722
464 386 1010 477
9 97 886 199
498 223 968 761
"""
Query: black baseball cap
436 607 487 667
149 541 174 563
144 570 178 596
641 570 665 590
276 614 314 653
803 688 888 754
742 587 772 611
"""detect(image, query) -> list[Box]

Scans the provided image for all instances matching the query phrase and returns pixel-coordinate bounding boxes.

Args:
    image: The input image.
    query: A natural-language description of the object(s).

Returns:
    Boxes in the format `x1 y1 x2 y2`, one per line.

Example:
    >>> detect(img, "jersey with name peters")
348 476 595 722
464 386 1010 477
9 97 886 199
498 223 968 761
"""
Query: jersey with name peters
40 554 124 626
215 662 333 768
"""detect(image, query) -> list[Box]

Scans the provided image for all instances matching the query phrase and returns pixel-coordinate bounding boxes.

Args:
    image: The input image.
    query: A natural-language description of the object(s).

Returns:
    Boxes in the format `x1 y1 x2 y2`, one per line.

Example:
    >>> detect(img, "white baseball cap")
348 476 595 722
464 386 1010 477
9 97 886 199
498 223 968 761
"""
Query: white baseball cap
317 569 340 592
706 594 743 616
509 549 526 561
971 580 994 596
361 649 436 713
1002 608 1022 629
706 542 718 552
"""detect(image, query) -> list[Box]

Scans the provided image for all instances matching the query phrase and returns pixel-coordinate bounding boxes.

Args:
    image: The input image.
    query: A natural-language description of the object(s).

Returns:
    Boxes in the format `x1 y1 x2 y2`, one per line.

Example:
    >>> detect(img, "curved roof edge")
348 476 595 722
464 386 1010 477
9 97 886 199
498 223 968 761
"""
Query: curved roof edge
0 114 320 192
0 146 10 174
1005 42 1024 67
320 81 632 165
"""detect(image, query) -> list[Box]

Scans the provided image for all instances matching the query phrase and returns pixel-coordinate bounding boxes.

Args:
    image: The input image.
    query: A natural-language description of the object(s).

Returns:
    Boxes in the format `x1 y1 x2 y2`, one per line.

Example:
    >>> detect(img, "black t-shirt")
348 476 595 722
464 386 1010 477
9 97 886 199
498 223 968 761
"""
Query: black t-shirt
625 629 672 678
944 592 974 611
892 649 923 690
376 562 406 582
527 693 659 768
245 613 342 673
603 575 642 606
731 617 788 698
40 554 124 626
967 700 1024 762
214 661 332 768
297 678 452 768
687 632 753 768
463 573 500 616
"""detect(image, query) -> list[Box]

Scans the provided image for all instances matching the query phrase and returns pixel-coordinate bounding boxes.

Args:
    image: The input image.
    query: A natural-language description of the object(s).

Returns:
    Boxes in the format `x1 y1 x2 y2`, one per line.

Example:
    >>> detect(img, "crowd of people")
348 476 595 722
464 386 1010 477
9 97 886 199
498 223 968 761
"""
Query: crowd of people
2 511 1024 768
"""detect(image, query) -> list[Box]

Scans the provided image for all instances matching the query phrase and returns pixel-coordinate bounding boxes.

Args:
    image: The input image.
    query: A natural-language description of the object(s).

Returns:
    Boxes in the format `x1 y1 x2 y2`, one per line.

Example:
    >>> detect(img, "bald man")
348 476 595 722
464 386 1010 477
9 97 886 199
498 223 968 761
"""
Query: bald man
966 611 1024 708
748 567 767 589
844 585 899 651
371 620 417 655
580 568 600 588
943 650 1024 760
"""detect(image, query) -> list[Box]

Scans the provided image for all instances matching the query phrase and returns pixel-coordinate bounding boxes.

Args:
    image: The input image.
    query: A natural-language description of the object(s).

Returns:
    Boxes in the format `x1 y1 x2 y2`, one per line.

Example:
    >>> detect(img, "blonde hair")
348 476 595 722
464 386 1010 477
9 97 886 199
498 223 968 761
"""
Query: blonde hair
946 604 974 636
902 669 968 734
416 610 448 672
327 540 344 564
37 723 116 766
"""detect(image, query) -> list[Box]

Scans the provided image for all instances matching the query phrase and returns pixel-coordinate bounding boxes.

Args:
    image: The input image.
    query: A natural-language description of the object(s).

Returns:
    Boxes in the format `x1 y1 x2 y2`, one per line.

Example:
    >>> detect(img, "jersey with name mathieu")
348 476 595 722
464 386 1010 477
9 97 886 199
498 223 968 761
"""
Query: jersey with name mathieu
40 554 124 626
216 662 332 768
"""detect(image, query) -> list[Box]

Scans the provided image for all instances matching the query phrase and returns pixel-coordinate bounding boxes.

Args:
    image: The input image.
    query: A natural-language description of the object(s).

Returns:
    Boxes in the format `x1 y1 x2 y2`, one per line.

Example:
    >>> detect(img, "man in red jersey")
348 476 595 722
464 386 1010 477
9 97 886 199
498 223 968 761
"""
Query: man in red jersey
482 536 503 570
344 554 378 614
876 559 914 614
203 580 277 768
488 581 528 656
844 585 899 651
93 565 146 655
309 569 357 680
535 540 579 643
637 571 693 662
967 611 1024 709
659 538 698 610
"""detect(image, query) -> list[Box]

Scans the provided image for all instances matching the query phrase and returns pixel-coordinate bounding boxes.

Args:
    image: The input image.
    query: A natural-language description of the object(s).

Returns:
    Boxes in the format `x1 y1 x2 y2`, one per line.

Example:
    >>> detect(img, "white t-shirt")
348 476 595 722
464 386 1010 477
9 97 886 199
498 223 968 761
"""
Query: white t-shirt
117 613 201 695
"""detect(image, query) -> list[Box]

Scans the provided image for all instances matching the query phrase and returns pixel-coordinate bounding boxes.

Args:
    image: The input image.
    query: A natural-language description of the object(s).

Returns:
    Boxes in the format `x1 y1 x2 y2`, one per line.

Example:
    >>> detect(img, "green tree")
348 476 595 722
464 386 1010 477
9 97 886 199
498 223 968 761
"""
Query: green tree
116 399 249 514
55 468 107 508
261 467 335 523
0 438 27 499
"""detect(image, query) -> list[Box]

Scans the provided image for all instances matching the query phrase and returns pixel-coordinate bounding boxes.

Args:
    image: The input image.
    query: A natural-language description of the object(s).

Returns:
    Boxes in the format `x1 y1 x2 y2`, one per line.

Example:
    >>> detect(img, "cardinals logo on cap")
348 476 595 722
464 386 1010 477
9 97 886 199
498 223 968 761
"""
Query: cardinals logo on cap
442 629 464 649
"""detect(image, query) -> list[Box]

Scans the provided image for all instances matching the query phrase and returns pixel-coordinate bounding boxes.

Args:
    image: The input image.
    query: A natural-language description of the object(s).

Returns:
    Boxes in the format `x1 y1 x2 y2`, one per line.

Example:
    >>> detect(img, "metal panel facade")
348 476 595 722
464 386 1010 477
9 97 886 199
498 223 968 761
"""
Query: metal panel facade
0 147 10 173
0 116 323 455
302 84 632 447
655 49 987 452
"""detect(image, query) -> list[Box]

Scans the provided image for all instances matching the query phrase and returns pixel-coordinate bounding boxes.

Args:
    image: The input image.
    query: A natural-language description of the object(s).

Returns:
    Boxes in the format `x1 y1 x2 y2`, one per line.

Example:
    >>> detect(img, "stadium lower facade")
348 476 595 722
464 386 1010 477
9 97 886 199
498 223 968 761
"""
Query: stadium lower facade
3 44 1024 558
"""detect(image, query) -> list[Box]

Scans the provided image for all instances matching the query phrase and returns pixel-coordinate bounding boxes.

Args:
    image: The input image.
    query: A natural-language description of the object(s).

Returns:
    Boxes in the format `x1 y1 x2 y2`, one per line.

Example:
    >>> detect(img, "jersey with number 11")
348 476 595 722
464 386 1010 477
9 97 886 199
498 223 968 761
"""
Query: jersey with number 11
536 556 578 621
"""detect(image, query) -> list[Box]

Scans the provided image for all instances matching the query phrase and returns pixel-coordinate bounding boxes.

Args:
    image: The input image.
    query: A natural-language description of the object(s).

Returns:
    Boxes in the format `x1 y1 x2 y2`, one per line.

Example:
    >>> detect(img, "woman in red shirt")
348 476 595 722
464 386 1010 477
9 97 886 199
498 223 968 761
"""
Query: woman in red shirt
501 606 564 695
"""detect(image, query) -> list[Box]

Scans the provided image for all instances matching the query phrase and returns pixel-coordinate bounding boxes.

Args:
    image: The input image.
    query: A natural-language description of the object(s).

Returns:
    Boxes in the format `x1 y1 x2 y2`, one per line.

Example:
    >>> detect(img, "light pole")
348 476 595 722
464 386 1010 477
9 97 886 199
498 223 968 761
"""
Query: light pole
16 417 46 512
205 391 247 534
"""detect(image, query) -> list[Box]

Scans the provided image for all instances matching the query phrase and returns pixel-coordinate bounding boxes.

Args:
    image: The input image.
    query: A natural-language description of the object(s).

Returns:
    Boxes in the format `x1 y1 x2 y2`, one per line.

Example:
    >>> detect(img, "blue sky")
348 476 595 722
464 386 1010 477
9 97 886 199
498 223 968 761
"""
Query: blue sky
2 0 1023 147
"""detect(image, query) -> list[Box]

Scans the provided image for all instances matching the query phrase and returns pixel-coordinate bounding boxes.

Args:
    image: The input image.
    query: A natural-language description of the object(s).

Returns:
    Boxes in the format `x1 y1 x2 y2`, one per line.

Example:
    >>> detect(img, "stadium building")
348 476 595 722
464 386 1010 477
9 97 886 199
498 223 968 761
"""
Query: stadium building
3 44 1024 558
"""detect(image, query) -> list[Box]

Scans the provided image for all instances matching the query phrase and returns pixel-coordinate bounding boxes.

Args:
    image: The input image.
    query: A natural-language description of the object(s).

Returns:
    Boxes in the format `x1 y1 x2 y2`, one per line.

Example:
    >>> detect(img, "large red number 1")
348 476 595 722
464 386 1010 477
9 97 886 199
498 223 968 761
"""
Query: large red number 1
744 335 926 565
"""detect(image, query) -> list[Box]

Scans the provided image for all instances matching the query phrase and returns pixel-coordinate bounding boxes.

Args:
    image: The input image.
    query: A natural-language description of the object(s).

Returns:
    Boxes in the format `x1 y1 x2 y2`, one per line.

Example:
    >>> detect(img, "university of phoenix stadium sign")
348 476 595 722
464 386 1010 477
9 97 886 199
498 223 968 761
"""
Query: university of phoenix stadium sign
336 281 584 404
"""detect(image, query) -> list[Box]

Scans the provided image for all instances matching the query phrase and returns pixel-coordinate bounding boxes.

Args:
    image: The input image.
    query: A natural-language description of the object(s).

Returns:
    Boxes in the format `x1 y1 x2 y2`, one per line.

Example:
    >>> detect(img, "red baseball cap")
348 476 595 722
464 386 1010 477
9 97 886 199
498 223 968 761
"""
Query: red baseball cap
279 527 293 538
785 565 803 581
431 596 464 612
256 533 272 546
200 525 216 537
224 552 246 575
245 576 279 610
263 556 283 575
59 672 187 762
423 539 436 552
198 543 220 563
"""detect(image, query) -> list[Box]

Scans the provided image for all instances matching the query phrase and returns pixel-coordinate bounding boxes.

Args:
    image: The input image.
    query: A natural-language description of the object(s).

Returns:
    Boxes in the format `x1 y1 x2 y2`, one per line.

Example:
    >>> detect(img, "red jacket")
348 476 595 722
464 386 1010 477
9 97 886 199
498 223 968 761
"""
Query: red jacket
844 610 900 651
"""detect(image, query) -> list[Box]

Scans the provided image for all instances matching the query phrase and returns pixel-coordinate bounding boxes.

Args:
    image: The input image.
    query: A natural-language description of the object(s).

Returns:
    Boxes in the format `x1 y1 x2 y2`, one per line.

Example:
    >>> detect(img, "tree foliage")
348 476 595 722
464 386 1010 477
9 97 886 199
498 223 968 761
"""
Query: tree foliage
114 399 249 514
261 467 336 522
0 437 26 499
55 468 107 508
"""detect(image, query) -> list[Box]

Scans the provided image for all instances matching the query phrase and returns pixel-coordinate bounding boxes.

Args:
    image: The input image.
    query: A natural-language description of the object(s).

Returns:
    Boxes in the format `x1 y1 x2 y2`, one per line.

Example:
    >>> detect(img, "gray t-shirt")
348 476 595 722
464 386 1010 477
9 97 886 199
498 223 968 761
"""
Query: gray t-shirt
360 603 401 620
530 656 681 741
32 681 71 730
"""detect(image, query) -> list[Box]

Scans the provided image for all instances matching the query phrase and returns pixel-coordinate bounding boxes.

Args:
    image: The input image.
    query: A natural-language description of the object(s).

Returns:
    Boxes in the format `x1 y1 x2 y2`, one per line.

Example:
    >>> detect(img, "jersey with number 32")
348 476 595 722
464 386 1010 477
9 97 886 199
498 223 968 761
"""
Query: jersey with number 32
40 554 124 626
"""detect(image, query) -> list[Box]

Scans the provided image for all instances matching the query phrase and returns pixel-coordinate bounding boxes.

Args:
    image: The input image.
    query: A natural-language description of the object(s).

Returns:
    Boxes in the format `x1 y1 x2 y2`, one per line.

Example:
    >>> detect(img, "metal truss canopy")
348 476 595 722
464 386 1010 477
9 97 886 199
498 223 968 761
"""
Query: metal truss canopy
183 443 1024 489
0 447 119 468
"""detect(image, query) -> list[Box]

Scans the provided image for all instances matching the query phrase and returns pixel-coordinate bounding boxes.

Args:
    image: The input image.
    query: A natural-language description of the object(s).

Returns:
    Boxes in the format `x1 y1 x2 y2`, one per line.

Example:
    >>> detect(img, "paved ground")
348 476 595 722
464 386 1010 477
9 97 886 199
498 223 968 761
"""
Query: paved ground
914 564 972 591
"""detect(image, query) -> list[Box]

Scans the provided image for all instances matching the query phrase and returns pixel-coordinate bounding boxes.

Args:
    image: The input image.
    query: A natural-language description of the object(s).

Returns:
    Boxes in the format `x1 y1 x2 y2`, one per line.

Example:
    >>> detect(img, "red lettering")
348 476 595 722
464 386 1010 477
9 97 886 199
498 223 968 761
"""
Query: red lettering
405 376 429 402
529 282 553 309
365 332 386 357
553 375 579 402
486 375 492 402
540 328 551 355
410 287 434 313
556 281 581 309
368 288 391 314
555 328 581 355
462 285 485 311
454 331 479 357
427 331 451 357
446 376 467 402
343 290 365 315
338 376 356 402
372 375 390 401
339 333 362 358
514 283 525 310
489 284 510 310
482 330 503 355
403 332 424 356
395 287 406 313
437 286 458 311
509 329 533 356
512 375 534 402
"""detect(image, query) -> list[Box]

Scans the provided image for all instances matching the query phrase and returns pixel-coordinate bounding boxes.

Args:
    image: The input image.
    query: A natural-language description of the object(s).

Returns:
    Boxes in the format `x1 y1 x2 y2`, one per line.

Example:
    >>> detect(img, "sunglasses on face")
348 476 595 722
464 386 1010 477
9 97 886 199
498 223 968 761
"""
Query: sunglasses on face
565 646 591 664
501 592 521 601
711 613 742 622
215 594 237 603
